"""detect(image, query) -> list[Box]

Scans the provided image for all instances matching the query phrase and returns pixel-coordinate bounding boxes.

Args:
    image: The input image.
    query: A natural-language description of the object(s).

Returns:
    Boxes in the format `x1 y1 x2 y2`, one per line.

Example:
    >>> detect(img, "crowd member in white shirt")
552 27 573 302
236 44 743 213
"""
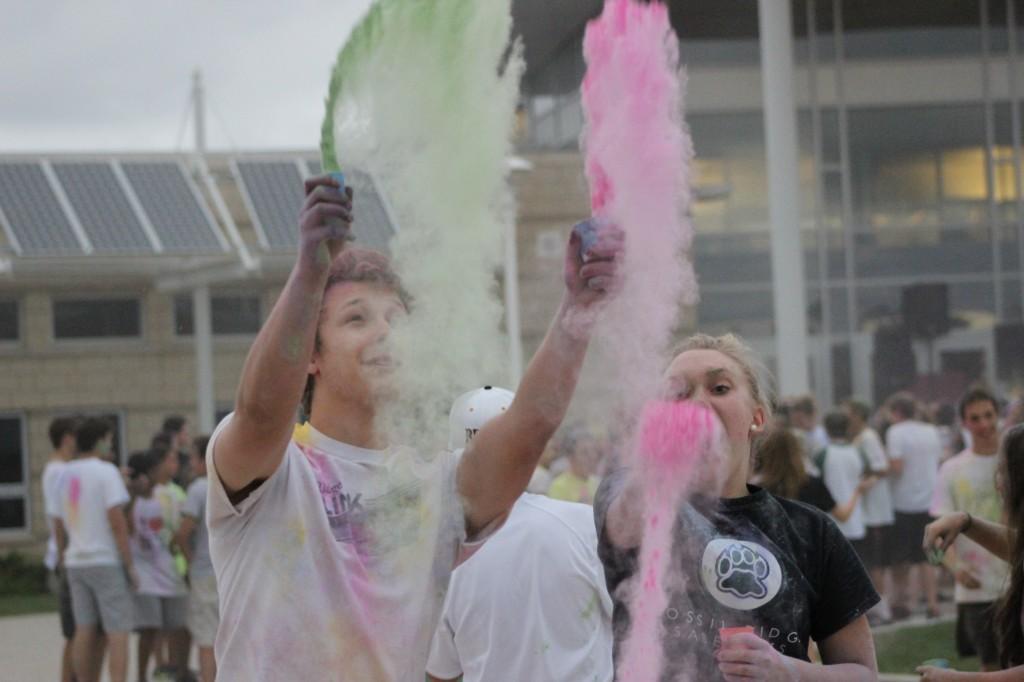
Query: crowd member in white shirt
42 416 80 682
126 448 189 682
49 418 136 682
885 392 943 620
818 411 868 549
930 388 1008 671
427 389 613 682
845 399 896 623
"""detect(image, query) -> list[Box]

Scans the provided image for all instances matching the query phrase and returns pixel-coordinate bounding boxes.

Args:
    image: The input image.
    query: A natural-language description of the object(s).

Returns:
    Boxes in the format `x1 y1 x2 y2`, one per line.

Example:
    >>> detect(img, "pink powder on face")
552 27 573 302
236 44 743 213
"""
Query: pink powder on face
619 400 724 682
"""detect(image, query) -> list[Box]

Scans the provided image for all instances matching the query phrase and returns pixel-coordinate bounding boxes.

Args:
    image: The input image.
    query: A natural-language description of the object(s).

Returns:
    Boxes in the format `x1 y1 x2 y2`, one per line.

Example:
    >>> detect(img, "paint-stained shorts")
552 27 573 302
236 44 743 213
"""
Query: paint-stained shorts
187 573 219 647
67 565 133 633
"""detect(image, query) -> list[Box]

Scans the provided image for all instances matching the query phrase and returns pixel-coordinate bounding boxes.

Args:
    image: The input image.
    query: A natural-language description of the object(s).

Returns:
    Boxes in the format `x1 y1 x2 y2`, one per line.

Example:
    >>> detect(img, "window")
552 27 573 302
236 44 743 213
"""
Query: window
0 415 28 532
53 298 141 339
0 300 17 341
174 294 262 336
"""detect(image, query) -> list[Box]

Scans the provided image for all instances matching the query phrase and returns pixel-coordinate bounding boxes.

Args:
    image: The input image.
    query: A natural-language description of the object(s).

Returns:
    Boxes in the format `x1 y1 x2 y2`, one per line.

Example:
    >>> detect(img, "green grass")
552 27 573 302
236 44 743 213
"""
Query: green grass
875 620 982 674
0 592 58 618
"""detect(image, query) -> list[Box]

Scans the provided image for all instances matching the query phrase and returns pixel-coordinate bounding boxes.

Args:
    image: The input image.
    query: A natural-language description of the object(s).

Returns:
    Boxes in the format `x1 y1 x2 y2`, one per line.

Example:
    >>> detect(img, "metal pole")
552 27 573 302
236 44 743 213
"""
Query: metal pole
981 0 1005 320
758 0 811 395
807 0 834 406
193 69 206 156
1008 0 1024 317
194 285 216 434
833 0 857 340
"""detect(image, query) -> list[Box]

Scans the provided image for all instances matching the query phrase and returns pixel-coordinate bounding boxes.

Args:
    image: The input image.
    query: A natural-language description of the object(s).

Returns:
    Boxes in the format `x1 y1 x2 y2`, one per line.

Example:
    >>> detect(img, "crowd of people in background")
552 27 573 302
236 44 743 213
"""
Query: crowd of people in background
41 415 216 682
32 380 1024 680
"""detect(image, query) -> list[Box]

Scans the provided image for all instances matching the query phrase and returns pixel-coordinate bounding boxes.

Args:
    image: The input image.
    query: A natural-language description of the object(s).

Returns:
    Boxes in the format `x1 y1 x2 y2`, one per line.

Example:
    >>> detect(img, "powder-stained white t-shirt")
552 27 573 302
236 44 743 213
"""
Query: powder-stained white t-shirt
427 493 613 682
930 450 1009 604
46 457 130 568
42 459 68 570
131 495 187 597
206 416 464 682
886 420 942 513
854 428 895 527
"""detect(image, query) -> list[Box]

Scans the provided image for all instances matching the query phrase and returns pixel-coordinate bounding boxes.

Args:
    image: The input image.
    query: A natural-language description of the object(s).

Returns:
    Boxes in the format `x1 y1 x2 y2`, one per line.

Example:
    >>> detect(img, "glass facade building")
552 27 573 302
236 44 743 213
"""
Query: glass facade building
516 0 1024 407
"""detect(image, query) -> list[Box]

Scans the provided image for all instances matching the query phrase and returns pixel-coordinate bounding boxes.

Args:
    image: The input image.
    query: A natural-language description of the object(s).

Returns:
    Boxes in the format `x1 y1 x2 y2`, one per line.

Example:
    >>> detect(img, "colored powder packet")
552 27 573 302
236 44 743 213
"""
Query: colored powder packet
921 658 951 669
572 217 608 260
719 626 755 640
926 547 945 566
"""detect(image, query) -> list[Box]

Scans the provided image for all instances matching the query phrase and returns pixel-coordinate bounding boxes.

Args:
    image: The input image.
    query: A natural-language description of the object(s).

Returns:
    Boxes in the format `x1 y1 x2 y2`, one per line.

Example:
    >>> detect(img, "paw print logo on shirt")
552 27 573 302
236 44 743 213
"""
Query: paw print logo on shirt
715 543 771 600
700 539 783 611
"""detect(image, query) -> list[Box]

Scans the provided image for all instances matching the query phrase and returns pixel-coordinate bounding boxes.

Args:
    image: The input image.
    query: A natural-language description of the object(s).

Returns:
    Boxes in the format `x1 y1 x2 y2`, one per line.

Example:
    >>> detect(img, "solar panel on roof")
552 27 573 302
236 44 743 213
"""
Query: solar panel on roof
0 162 83 255
235 161 305 250
303 160 395 251
53 162 153 254
121 161 224 253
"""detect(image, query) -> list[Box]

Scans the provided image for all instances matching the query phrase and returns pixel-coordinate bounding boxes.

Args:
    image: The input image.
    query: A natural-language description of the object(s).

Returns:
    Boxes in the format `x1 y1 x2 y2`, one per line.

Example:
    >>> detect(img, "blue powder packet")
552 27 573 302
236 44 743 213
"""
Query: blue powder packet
329 171 346 191
573 217 605 260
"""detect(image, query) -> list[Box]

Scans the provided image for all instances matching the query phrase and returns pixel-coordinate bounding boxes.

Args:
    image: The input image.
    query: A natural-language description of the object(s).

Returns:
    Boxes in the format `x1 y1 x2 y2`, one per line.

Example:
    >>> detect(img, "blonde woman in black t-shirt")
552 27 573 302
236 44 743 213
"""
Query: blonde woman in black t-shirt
596 333 879 681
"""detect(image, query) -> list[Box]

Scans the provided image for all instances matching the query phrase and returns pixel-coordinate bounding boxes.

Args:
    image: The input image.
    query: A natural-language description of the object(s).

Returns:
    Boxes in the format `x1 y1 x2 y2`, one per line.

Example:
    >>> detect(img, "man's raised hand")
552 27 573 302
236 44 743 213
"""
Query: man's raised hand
299 174 354 267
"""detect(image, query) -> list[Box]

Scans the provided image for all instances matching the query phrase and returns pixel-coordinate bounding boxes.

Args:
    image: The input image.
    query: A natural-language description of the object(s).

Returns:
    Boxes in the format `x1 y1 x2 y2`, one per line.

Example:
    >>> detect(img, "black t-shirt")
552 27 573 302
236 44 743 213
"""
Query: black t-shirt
797 475 836 514
594 471 879 681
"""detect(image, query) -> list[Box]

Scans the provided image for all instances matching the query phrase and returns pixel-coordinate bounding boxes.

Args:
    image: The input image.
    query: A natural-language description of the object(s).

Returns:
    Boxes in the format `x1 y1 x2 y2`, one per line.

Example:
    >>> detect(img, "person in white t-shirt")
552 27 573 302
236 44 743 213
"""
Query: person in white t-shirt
126 448 189 682
885 392 943 620
930 388 1008 671
428 493 614 682
175 435 217 682
818 411 868 547
426 389 613 682
49 418 136 682
42 416 80 682
845 399 895 622
205 176 622 680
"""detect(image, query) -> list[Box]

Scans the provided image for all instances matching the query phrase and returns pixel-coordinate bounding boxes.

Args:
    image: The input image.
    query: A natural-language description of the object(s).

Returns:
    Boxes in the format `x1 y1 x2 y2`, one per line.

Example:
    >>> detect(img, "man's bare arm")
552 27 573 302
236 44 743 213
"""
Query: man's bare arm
175 516 198 564
214 177 352 493
458 228 620 535
107 506 135 585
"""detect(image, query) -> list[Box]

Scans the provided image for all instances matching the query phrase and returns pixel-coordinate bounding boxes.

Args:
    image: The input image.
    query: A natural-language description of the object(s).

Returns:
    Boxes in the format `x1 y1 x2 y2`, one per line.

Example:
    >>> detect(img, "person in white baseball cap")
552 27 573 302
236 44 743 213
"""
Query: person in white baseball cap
427 388 614 682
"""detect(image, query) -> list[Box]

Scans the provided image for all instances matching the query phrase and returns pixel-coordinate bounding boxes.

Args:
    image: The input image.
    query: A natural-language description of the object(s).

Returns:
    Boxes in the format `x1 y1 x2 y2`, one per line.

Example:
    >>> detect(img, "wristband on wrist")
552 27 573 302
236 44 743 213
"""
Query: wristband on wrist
962 512 973 533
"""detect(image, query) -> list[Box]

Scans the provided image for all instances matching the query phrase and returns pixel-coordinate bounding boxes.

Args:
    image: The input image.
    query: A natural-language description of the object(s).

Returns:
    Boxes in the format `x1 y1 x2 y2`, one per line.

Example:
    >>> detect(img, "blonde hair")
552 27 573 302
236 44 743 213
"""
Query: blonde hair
672 333 775 418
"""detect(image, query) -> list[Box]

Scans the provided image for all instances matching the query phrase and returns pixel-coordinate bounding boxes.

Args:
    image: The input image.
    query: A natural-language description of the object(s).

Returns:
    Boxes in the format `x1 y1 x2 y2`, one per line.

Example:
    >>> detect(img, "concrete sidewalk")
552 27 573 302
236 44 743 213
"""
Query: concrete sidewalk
0 611 196 681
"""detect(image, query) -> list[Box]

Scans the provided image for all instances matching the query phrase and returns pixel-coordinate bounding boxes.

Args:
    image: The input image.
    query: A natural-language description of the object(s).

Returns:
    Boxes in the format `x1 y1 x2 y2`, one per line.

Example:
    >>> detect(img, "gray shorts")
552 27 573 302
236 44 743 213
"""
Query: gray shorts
66 565 133 633
133 594 188 631
188 573 220 647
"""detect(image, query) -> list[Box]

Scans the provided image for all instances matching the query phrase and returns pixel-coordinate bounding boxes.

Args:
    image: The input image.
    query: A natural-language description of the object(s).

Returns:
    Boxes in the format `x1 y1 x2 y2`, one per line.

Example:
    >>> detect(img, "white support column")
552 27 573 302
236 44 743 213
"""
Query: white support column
194 285 216 434
758 0 811 395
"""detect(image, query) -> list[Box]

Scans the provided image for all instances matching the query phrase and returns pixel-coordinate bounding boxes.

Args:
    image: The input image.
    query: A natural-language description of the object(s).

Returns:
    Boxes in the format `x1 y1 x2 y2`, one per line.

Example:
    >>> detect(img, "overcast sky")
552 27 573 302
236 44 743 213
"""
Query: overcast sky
1 0 374 153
